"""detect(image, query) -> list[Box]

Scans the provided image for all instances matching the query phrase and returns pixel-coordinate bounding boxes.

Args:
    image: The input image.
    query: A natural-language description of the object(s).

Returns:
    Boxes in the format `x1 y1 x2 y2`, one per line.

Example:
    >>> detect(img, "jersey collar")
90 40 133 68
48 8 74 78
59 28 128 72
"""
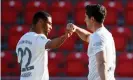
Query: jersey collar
95 26 105 33
39 34 47 39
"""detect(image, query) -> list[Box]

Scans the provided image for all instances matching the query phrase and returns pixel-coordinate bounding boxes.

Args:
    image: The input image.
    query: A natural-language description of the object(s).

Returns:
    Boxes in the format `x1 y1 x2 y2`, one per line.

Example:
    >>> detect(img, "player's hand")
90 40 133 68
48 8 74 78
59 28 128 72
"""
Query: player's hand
65 31 73 38
64 23 75 38
66 23 77 32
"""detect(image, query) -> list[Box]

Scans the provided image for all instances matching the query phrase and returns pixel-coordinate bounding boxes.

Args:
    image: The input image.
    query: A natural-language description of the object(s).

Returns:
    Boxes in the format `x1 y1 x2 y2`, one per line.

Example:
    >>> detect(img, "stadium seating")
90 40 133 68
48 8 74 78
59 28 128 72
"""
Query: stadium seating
49 0 72 25
125 1 133 25
1 51 20 76
65 52 88 76
48 26 57 38
58 26 78 51
2 0 23 24
51 11 67 25
75 0 96 11
117 52 133 62
1 0 133 78
2 10 17 24
74 10 86 25
103 1 123 25
111 27 132 52
83 41 89 51
66 52 88 64
48 52 65 76
2 0 23 13
25 1 47 12
1 25 7 42
24 1 48 24
74 1 96 25
116 52 133 77
49 0 72 13
8 25 30 50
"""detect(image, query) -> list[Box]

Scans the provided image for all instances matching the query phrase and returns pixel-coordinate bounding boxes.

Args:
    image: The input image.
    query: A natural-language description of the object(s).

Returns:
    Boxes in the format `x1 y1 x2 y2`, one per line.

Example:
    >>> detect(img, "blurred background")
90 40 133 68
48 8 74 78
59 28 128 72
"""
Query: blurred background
1 0 133 80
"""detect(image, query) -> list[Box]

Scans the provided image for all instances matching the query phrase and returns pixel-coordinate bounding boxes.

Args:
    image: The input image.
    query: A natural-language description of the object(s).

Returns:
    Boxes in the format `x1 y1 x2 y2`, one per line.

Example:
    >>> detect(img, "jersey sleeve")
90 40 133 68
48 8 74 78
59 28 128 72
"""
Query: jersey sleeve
36 35 51 49
16 49 20 63
16 45 21 63
92 34 106 55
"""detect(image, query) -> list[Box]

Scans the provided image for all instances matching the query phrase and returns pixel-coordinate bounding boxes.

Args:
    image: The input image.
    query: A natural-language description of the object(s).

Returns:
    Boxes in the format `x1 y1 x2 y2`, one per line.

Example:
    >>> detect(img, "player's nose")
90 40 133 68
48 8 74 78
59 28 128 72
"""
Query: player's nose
49 26 52 30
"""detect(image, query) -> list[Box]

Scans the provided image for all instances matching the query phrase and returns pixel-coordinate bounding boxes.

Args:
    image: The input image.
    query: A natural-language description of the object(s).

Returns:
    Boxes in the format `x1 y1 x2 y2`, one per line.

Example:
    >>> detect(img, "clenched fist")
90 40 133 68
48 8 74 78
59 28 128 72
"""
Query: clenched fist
66 23 77 32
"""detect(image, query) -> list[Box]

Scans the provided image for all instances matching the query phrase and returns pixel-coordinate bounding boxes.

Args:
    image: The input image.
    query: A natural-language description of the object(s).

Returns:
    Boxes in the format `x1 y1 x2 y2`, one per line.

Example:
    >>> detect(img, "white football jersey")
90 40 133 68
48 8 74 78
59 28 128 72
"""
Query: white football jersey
87 26 116 80
16 32 50 80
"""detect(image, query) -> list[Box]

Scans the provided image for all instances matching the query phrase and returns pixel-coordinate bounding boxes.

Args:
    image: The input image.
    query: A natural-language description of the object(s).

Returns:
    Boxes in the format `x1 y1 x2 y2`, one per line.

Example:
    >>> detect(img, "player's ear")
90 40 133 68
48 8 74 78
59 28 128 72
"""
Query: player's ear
38 19 44 24
36 19 44 27
90 17 94 23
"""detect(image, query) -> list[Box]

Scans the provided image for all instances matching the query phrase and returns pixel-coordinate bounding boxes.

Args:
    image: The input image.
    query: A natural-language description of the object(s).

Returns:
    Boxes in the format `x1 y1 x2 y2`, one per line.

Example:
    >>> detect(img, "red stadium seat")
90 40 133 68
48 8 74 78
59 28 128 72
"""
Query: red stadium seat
125 11 133 25
8 25 30 50
65 52 89 76
51 11 67 25
75 1 96 11
125 1 133 10
25 1 47 12
1 51 16 62
67 52 88 64
65 61 87 76
48 52 64 76
1 60 8 76
2 1 20 24
116 62 133 77
48 26 57 38
116 52 133 77
6 62 20 76
48 61 61 76
74 10 86 25
24 1 47 24
2 10 17 24
103 1 123 11
2 0 23 13
103 1 123 25
50 0 72 13
48 52 65 63
24 11 36 24
74 1 96 25
1 25 7 42
104 11 117 25
117 52 133 62
58 27 78 51
83 42 89 51
111 27 132 52
1 51 19 76
125 1 133 25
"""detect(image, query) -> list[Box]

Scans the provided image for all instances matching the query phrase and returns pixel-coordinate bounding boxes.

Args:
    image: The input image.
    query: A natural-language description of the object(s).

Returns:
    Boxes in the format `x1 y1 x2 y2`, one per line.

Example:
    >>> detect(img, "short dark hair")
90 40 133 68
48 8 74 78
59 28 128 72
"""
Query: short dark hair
85 4 107 23
32 11 51 25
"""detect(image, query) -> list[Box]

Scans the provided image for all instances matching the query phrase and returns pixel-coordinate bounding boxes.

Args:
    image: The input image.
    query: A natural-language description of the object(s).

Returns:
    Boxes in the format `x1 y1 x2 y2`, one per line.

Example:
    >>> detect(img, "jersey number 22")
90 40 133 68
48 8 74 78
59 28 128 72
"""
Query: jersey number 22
18 47 34 72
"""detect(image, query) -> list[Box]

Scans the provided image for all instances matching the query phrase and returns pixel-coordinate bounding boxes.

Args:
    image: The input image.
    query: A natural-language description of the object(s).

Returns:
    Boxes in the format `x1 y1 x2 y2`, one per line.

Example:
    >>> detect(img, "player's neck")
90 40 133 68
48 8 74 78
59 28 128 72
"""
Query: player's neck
93 23 103 32
30 26 42 34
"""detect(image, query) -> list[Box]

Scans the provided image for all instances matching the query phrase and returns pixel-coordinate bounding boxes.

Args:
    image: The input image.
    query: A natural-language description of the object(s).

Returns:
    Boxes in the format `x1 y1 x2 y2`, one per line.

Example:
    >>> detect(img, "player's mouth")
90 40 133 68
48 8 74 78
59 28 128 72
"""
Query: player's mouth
48 29 51 33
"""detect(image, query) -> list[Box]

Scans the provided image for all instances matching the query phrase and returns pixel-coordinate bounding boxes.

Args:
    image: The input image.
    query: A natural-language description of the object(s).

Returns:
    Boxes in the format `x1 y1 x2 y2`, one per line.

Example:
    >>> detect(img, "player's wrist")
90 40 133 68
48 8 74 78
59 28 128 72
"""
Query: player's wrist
61 34 69 39
74 25 79 32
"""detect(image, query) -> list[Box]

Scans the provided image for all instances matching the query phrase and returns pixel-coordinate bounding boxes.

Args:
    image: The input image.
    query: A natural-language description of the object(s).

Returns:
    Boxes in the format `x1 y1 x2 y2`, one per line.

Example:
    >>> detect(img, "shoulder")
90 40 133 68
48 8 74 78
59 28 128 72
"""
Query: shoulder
91 33 105 42
36 34 48 41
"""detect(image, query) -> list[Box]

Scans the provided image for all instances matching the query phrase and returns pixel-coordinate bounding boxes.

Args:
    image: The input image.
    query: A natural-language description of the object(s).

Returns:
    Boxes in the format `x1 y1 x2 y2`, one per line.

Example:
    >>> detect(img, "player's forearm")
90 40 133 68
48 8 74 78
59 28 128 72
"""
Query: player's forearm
97 63 107 80
45 34 68 49
75 27 91 42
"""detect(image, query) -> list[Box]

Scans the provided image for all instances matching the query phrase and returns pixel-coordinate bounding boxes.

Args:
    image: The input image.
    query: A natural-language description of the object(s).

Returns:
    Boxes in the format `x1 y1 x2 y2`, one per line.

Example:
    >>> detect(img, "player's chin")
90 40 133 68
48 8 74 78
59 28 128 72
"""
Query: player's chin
48 30 51 34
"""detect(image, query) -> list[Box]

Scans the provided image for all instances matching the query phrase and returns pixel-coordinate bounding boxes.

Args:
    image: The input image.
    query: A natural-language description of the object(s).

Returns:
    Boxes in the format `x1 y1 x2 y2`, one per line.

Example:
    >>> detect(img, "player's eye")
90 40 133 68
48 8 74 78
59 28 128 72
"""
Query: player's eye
47 22 52 26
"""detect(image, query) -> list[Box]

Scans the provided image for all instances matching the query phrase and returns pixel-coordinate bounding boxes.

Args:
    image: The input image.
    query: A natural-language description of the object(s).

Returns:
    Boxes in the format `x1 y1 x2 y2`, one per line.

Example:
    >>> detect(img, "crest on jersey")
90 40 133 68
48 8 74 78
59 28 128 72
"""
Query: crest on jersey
41 36 45 39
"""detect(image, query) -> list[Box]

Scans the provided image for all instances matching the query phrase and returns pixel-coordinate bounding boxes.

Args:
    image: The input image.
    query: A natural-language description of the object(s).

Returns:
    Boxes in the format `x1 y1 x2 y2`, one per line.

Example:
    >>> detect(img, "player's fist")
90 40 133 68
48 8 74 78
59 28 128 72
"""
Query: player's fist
66 23 76 32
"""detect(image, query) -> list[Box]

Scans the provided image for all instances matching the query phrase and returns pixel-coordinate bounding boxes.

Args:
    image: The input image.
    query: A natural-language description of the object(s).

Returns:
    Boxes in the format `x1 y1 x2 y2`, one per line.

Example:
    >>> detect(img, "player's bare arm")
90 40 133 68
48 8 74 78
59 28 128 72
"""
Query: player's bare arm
45 31 72 49
67 23 91 43
96 51 107 80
